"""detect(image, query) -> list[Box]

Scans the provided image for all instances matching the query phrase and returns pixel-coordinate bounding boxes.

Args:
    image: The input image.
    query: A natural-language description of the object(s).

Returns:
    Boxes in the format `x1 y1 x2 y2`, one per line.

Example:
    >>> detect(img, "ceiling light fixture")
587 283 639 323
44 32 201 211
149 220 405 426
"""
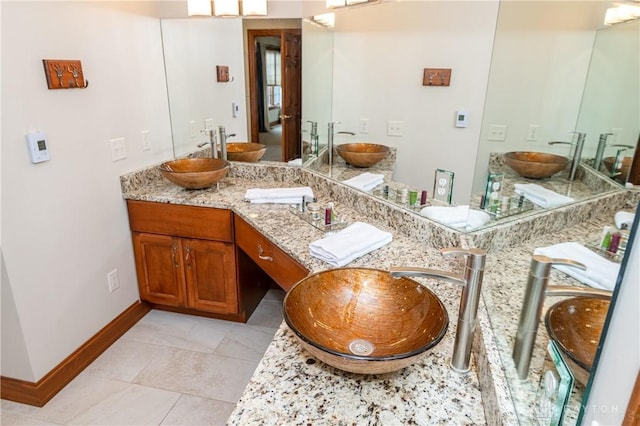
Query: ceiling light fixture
242 0 267 16
187 0 212 16
326 0 379 9
604 4 640 25
215 0 240 16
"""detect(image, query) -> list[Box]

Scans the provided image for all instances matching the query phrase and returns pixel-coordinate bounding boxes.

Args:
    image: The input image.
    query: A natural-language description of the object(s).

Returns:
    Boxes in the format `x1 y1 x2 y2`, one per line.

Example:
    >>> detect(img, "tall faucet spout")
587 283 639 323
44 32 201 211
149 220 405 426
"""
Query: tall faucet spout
390 247 487 373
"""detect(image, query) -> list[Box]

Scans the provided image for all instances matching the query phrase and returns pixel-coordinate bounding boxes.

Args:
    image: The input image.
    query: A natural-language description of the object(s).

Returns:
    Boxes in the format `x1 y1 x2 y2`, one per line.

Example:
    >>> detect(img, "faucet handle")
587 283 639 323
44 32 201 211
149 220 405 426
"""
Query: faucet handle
530 254 586 278
440 247 486 270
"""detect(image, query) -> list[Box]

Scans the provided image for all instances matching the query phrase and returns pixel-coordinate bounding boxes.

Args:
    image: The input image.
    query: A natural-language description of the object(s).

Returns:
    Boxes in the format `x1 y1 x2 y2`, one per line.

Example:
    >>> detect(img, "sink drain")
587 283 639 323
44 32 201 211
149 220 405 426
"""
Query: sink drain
349 339 375 356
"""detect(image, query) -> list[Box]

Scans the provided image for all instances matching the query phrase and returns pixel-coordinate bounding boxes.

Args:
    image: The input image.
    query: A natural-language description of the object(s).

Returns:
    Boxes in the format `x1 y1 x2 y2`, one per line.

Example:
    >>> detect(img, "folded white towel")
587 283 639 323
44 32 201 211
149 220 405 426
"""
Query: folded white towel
309 221 393 267
343 173 384 192
420 205 491 230
534 242 620 291
614 211 635 230
245 187 314 204
514 184 574 209
288 158 302 166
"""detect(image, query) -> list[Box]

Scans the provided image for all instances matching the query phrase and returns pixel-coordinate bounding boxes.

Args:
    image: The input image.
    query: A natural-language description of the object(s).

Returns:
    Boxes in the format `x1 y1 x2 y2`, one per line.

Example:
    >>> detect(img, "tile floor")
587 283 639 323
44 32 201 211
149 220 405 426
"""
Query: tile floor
1 289 286 426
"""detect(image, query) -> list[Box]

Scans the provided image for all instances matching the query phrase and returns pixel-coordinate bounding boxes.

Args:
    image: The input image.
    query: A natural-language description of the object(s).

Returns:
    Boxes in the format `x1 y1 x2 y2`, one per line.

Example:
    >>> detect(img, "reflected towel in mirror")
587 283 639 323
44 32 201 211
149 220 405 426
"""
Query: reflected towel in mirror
420 205 491 231
244 186 314 204
514 183 574 208
309 221 393 267
288 158 303 166
534 242 620 291
342 172 384 192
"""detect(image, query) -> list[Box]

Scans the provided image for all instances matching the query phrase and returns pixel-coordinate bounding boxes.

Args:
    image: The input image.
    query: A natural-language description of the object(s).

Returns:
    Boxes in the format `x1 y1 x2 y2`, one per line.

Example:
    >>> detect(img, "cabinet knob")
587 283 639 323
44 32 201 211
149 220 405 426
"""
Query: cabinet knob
258 244 274 262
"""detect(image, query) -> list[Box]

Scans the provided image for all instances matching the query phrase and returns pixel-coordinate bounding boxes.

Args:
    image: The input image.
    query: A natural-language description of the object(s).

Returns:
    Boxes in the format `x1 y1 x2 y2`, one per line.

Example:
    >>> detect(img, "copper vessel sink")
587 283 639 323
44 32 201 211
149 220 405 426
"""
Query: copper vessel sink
504 151 570 179
544 296 610 386
159 158 229 189
283 268 449 374
336 143 390 168
219 143 266 162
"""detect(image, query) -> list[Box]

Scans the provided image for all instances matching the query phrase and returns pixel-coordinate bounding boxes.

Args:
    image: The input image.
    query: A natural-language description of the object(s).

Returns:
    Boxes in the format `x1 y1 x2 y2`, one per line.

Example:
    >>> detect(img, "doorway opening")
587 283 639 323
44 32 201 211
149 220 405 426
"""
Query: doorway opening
247 28 302 162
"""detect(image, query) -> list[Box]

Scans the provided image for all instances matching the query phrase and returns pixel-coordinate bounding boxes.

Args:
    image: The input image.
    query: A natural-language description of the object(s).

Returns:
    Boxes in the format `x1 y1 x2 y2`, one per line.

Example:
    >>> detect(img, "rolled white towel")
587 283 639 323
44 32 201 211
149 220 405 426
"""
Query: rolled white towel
309 221 393 267
534 242 620 291
342 172 384 192
288 158 302 166
614 211 635 230
514 183 574 209
245 187 314 204
420 205 491 230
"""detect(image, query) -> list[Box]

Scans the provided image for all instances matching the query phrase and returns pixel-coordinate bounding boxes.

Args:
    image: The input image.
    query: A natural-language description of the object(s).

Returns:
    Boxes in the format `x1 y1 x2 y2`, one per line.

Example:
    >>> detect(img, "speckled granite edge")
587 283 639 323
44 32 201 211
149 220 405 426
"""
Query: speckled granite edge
469 189 633 251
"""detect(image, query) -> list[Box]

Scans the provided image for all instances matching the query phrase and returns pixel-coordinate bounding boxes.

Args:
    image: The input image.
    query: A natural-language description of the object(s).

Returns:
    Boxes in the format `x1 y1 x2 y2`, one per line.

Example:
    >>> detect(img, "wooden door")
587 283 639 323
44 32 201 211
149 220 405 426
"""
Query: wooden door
183 239 238 315
281 29 302 162
132 233 186 307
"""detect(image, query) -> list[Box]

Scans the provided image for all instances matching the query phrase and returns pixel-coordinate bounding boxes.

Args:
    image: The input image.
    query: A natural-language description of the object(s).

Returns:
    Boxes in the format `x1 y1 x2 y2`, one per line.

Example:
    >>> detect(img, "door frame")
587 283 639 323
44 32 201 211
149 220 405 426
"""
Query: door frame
247 28 302 160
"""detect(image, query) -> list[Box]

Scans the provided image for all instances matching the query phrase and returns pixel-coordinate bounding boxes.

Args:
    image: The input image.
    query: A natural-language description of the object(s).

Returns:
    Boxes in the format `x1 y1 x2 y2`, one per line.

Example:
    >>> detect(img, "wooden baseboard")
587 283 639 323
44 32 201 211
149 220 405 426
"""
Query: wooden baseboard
1 301 150 407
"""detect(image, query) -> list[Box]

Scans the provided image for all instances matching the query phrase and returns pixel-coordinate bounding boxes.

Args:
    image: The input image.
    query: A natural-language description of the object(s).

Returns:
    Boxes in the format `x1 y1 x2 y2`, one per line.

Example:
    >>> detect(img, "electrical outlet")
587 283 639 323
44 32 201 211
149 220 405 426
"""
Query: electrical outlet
107 269 120 293
527 124 540 142
488 124 507 141
109 137 127 161
141 130 151 151
359 118 370 134
189 120 197 138
387 120 403 137
204 118 214 131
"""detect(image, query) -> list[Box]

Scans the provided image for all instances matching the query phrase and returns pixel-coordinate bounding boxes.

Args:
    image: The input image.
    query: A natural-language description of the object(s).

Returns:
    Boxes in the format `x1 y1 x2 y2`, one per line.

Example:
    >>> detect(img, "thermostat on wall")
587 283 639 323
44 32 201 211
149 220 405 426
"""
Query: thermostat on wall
26 131 50 163
455 110 468 128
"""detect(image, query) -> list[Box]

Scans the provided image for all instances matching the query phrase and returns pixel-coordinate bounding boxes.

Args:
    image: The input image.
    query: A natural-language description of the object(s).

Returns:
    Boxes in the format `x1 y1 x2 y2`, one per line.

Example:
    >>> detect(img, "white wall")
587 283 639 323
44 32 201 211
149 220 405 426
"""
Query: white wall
162 18 248 157
1 1 173 381
331 1 499 204
472 1 603 193
576 19 640 159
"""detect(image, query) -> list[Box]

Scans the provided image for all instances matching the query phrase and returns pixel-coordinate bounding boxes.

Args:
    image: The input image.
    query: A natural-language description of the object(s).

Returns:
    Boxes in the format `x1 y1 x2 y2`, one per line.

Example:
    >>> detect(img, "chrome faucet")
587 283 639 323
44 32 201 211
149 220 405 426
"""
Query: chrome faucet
390 247 487 373
512 254 611 380
593 132 634 173
197 129 218 159
306 121 319 155
548 132 586 181
218 125 235 161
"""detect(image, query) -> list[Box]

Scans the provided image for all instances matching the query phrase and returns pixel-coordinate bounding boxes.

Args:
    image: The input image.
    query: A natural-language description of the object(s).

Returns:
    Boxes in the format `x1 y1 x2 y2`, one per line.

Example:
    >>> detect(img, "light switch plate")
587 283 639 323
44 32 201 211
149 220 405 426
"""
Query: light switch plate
110 137 127 162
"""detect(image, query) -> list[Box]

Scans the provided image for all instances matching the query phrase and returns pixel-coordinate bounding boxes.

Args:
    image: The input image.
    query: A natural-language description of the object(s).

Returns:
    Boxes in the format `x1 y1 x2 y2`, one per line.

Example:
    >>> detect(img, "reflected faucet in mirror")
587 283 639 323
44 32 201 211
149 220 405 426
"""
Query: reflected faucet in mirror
547 132 586 181
197 129 219 159
594 132 634 174
512 254 612 380
306 120 319 155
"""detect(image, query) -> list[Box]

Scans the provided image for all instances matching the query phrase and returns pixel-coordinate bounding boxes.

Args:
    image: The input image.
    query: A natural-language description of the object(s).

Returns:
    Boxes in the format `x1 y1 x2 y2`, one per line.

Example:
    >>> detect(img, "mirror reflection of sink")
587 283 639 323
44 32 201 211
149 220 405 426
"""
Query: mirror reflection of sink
219 142 266 162
336 143 390 168
544 296 610 386
283 267 449 374
504 151 570 179
159 158 229 189
603 156 632 182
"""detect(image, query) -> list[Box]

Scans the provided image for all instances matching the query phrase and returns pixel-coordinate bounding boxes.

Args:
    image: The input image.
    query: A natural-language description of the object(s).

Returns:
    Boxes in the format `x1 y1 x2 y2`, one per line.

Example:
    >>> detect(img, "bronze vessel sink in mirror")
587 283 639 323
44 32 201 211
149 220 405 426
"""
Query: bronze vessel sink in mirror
220 143 266 162
336 143 390 168
544 296 610 386
504 151 570 179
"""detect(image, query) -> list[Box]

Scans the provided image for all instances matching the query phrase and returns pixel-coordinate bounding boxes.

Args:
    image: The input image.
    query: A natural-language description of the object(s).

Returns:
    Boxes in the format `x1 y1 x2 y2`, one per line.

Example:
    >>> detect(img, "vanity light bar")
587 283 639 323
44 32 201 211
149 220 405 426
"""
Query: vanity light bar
604 4 640 25
215 0 240 16
242 0 267 16
326 0 380 9
307 12 336 28
187 0 213 16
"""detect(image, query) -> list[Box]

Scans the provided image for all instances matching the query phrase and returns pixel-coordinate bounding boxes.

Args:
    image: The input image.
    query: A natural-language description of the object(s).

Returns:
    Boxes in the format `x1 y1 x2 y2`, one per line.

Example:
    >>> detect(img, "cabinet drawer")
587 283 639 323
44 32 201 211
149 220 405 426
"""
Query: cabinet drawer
235 216 308 292
127 200 233 242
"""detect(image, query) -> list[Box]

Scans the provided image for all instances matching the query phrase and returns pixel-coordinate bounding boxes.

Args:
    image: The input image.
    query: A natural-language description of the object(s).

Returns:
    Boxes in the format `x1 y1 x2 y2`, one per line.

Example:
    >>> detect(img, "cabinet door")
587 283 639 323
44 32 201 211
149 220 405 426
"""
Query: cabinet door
184 239 238 315
132 233 187 307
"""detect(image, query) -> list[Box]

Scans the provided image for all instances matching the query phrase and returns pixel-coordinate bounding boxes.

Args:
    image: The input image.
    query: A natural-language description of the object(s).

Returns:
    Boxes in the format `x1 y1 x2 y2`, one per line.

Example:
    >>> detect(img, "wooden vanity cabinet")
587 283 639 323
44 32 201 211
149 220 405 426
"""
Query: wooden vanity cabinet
235 215 308 292
128 201 241 320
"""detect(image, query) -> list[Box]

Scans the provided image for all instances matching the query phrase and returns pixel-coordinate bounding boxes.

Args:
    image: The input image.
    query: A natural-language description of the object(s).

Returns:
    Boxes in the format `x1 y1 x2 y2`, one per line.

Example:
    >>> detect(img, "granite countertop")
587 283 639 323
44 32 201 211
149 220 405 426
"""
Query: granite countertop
120 161 635 425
